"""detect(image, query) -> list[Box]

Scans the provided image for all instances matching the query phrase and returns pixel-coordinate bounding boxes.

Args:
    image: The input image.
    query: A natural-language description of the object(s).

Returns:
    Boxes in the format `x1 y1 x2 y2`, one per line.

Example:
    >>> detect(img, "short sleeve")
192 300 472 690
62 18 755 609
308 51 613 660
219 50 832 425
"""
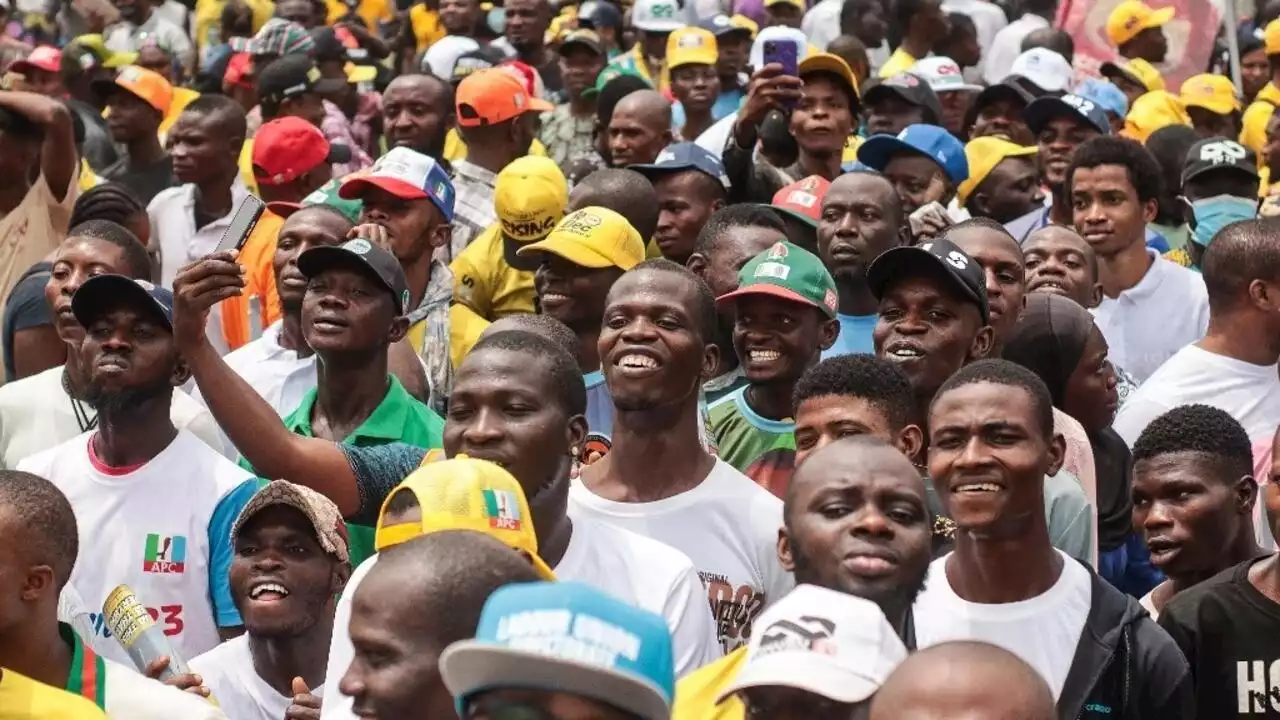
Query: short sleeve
449 246 491 318
341 443 429 526
5 268 54 333
206 478 261 626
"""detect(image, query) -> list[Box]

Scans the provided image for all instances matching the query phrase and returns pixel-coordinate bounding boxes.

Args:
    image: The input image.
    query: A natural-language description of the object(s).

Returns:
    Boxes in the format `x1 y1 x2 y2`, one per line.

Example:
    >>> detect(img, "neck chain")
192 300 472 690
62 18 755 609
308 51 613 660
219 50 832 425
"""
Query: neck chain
61 367 98 433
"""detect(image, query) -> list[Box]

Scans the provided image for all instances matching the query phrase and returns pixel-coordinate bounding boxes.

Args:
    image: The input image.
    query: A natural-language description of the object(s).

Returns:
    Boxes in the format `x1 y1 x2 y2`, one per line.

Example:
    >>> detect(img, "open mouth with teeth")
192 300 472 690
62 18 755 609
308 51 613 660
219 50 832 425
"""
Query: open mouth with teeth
1030 277 1068 293
953 482 1003 493
747 349 782 363
616 353 659 370
1146 538 1181 561
249 582 290 602
885 344 925 360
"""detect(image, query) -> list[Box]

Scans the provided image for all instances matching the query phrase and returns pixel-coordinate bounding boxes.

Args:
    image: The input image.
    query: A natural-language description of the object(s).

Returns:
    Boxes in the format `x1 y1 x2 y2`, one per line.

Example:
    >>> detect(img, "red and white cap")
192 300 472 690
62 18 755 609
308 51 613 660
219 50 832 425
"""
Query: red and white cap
911 56 984 94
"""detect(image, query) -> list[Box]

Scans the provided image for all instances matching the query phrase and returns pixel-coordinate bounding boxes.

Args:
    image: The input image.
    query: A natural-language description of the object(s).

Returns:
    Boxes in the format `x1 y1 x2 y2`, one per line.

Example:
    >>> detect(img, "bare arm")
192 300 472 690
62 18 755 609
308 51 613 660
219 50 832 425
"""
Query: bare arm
0 91 77 202
172 254 363 515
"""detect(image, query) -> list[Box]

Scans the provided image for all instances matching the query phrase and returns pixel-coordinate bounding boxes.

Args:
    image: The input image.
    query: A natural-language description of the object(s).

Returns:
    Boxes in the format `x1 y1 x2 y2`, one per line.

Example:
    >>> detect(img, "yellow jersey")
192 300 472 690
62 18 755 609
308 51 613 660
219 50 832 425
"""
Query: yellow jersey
1240 82 1280 158
159 87 200 143
878 47 917 78
671 647 748 720
325 0 394 30
411 4 447 53
0 668 108 720
448 222 539 364
193 0 274 58
238 138 259 195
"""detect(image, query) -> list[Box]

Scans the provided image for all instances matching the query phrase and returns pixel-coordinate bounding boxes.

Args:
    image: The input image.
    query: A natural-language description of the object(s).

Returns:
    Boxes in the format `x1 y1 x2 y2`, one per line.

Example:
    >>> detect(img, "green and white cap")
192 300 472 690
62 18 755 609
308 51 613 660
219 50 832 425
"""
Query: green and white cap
716 241 838 319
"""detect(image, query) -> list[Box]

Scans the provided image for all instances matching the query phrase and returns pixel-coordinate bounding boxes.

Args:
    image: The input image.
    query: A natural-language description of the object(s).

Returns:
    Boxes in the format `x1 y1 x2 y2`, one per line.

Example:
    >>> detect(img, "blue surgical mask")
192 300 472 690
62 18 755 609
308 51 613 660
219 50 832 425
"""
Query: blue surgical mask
1191 195 1259 248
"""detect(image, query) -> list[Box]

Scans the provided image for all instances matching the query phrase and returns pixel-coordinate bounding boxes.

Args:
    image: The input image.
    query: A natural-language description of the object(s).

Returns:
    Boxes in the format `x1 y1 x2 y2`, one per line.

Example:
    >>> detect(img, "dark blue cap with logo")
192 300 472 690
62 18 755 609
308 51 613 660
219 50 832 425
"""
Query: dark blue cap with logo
72 275 175 330
297 238 412 315
1023 92 1112 136
629 142 731 191
857 124 970 186
866 237 989 324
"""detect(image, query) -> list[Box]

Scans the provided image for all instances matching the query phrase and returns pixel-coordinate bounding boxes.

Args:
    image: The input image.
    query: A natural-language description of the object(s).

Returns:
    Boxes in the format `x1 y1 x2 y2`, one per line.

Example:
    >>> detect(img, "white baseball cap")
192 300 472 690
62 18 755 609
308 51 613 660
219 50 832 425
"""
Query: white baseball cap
747 26 809 72
632 0 684 32
716 585 908 704
1006 48 1074 93
911 56 983 94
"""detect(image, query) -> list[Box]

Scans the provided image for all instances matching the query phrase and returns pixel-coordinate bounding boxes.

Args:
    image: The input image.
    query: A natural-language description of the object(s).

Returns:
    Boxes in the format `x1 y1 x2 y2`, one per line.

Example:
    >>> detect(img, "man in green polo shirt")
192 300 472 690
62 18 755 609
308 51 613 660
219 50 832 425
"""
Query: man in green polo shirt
250 238 445 564
0 471 223 718
706 241 840 499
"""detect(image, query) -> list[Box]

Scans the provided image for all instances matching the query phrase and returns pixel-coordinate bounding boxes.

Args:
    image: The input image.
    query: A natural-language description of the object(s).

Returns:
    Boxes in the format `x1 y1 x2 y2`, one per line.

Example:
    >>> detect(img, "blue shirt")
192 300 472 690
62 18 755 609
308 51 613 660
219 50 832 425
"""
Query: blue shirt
582 370 613 463
672 88 746 130
823 313 878 358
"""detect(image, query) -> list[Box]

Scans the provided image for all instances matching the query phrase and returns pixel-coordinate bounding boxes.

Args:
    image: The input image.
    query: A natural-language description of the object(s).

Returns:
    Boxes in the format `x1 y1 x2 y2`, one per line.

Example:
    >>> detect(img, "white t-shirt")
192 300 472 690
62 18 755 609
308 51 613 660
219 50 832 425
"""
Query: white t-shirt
0 365 233 468
941 0 1007 78
102 655 226 720
318 511 724 719
913 550 1093 700
19 430 259 665
190 321 318 418
982 12 1049 84
570 459 794 654
1091 250 1210 383
192 634 322 720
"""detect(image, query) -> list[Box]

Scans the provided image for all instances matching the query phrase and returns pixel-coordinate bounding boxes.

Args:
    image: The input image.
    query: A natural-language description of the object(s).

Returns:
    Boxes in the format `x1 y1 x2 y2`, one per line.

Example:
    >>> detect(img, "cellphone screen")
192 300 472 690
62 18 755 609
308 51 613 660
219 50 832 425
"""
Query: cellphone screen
214 196 266 254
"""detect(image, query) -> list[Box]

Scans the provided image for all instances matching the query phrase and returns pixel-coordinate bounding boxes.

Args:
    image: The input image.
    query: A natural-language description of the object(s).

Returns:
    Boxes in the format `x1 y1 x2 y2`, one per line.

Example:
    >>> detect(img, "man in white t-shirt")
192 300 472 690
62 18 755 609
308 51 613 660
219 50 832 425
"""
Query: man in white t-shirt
18 274 259 664
914 359 1193 717
1070 136 1210 382
572 261 794 654
191 481 351 720
0 221 229 469
0 471 225 719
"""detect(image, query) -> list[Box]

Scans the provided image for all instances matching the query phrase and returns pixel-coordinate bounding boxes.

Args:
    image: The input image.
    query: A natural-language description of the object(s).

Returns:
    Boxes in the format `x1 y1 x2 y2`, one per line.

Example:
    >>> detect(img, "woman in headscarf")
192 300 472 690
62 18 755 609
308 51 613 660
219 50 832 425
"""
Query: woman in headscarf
1003 292 1163 597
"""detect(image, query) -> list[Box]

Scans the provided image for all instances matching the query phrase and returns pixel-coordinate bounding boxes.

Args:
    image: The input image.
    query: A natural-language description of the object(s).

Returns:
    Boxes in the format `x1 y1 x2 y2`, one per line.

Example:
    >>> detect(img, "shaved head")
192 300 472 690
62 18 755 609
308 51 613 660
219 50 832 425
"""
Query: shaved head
607 90 672 166
612 89 672 127
869 642 1055 720
569 168 661 239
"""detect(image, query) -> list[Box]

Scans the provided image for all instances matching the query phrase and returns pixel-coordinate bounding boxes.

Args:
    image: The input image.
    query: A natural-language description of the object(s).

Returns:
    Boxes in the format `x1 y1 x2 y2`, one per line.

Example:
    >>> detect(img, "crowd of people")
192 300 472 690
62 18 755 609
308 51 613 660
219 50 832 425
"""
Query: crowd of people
0 0 1279 717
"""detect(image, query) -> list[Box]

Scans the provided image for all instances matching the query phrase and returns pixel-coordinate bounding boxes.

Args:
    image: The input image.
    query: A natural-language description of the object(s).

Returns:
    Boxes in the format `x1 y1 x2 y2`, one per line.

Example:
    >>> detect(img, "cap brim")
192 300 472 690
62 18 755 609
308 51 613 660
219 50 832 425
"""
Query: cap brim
863 84 920 109
516 237 621 269
1183 161 1259 185
266 200 305 218
1099 62 1141 87
524 98 555 113
633 19 683 31
716 283 827 314
71 276 171 330
856 135 924 173
10 59 60 74
339 175 429 201
1145 6 1175 28
799 55 859 100
440 643 670 720
297 244 372 280
1184 97 1240 115
716 656 882 705
938 82 984 93
1023 97 1104 135
559 38 605 55
866 246 986 321
767 203 818 228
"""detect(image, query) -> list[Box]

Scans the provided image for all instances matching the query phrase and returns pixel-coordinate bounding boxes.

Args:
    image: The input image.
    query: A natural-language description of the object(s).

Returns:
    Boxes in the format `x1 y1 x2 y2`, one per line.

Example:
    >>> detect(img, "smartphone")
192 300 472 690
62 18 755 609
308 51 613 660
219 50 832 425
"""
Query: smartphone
762 39 799 78
214 196 265 254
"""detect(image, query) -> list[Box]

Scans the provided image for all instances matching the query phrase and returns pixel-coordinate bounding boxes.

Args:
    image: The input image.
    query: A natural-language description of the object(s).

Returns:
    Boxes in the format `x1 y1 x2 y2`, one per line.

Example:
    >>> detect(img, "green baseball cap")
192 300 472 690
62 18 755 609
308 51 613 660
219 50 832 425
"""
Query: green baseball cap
581 65 650 100
267 177 365 225
716 241 838 319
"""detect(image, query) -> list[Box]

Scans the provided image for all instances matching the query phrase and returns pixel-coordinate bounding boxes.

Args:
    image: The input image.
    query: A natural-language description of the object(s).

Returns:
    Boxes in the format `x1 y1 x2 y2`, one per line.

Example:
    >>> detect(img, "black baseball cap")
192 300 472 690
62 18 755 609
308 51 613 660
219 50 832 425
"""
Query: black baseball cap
862 73 943 126
1023 93 1111 136
256 54 348 107
971 79 1035 115
72 275 175 330
310 27 369 63
867 238 989 324
1182 137 1259 185
297 238 412 315
449 47 505 85
577 0 623 30
559 29 605 57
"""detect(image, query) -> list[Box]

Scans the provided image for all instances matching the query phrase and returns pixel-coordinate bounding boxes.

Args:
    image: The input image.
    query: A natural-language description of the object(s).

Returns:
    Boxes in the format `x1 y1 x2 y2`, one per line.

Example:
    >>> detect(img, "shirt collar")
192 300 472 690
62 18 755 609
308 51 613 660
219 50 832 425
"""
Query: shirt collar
285 375 414 443
453 160 499 186
1121 248 1167 300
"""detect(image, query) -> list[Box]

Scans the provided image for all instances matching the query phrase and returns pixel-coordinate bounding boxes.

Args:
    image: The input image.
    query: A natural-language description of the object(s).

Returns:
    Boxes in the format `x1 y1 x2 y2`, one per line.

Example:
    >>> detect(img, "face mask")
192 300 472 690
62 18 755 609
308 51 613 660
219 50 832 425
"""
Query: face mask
1191 194 1259 248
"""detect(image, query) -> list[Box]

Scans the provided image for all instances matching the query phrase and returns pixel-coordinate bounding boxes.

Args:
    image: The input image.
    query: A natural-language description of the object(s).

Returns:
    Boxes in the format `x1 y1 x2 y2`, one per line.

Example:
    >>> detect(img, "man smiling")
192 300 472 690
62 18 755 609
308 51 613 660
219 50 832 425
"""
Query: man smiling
1022 225 1103 309
708 241 840 497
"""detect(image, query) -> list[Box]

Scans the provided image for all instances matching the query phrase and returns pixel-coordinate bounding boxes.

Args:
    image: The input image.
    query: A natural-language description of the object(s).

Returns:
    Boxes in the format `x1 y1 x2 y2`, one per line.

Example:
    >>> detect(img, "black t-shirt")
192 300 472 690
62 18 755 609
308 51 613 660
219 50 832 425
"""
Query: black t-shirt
2 261 53 381
102 153 177 206
1158 556 1280 718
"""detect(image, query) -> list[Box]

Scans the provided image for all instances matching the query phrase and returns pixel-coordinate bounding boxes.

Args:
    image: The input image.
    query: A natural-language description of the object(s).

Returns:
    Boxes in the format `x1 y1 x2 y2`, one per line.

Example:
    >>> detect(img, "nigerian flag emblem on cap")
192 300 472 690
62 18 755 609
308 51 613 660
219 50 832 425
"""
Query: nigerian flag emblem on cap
715 241 839 318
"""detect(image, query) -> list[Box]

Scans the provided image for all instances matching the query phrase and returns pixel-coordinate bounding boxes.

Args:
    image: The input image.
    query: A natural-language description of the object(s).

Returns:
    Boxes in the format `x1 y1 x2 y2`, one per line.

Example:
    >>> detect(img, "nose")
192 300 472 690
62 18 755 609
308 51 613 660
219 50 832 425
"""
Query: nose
338 662 365 701
850 505 893 538
953 435 990 470
461 407 504 445
891 311 927 335
1142 500 1173 532
834 213 859 238
984 268 1001 299
619 316 658 343
251 550 286 572
1083 201 1106 224
317 290 347 310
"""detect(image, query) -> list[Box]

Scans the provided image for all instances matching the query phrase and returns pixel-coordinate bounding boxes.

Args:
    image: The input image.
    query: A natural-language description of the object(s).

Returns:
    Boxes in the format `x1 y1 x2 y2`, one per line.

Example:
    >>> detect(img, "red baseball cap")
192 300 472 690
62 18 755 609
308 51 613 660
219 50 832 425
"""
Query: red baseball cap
252 117 351 186
12 46 62 75
770 175 831 228
223 52 253 90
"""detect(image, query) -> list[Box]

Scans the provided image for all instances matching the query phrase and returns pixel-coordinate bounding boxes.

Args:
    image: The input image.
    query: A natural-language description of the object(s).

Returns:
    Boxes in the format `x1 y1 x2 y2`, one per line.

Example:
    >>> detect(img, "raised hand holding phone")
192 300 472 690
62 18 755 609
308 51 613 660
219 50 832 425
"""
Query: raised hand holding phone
213 196 266 254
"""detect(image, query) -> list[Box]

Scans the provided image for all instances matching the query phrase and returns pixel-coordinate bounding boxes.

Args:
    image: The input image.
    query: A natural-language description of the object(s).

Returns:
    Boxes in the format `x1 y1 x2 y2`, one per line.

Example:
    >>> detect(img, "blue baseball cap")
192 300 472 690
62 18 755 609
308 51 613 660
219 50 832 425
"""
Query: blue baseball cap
630 142 731 191
856 124 969 186
338 147 456 223
1023 92 1111 136
699 13 752 38
72 275 175 330
1073 78 1128 120
439 582 675 720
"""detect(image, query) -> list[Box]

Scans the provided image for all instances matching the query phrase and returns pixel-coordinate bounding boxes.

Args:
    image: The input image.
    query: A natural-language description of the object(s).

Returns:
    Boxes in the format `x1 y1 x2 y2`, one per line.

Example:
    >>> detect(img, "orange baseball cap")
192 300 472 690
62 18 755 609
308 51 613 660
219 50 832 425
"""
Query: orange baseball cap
456 68 553 127
91 65 173 114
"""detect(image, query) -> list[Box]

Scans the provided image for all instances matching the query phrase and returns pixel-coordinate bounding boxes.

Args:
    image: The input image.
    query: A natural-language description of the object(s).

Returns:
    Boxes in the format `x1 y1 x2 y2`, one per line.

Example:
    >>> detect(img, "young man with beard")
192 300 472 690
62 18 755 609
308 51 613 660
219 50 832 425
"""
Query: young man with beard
1004 92 1110 243
1131 405 1264 619
956 137 1044 226
708 241 840 497
18 274 259 662
632 143 729 266
190 482 351 720
1158 425 1280 720
687 205 789 403
382 74 453 161
0 471 225 718
1069 136 1210 382
570 260 794 654
673 435 933 720
817 172 909 357
915 359 1193 718
498 0 560 95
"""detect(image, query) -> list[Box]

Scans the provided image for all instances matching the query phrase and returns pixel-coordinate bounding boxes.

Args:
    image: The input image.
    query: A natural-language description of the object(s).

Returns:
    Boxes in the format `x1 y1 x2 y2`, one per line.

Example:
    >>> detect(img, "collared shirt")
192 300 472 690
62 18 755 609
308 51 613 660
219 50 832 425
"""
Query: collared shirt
449 160 499 263
539 104 597 171
103 11 194 69
983 13 1050 84
277 374 444 564
406 260 454 414
190 320 318 421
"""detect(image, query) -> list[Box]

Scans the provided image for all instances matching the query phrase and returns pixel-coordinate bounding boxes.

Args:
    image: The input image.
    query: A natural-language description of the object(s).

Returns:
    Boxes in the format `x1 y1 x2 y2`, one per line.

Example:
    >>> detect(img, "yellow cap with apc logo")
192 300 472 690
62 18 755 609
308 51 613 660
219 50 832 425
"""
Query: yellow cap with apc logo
494 156 569 243
373 454 556 580
517 206 646 270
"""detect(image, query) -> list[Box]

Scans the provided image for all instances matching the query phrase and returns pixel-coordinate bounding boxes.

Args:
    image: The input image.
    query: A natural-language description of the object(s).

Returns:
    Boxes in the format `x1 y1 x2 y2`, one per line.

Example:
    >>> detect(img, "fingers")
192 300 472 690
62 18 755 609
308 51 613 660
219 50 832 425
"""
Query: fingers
143 657 169 679
291 677 310 696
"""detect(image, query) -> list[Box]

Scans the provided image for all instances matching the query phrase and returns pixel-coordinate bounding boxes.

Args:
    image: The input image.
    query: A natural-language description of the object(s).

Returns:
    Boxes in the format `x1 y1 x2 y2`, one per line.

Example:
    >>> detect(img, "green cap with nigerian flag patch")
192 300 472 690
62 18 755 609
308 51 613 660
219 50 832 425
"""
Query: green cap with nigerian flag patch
716 241 838 319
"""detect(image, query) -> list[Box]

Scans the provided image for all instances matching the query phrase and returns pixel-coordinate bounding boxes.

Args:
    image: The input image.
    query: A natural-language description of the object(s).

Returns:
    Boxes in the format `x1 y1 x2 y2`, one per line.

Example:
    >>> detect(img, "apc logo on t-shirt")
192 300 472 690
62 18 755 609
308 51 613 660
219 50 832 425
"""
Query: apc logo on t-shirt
142 533 187 574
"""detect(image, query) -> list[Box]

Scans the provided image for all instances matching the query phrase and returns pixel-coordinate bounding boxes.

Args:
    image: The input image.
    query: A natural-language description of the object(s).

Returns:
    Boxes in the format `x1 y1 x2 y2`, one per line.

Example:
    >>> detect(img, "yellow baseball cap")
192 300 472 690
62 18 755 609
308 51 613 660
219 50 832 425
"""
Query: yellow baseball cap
667 27 718 71
1122 90 1191 143
1100 58 1165 93
517 206 646 270
730 14 759 38
495 156 568 243
1266 19 1280 55
1105 0 1174 47
957 137 1038 207
799 52 860 98
373 455 556 580
1180 73 1241 115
